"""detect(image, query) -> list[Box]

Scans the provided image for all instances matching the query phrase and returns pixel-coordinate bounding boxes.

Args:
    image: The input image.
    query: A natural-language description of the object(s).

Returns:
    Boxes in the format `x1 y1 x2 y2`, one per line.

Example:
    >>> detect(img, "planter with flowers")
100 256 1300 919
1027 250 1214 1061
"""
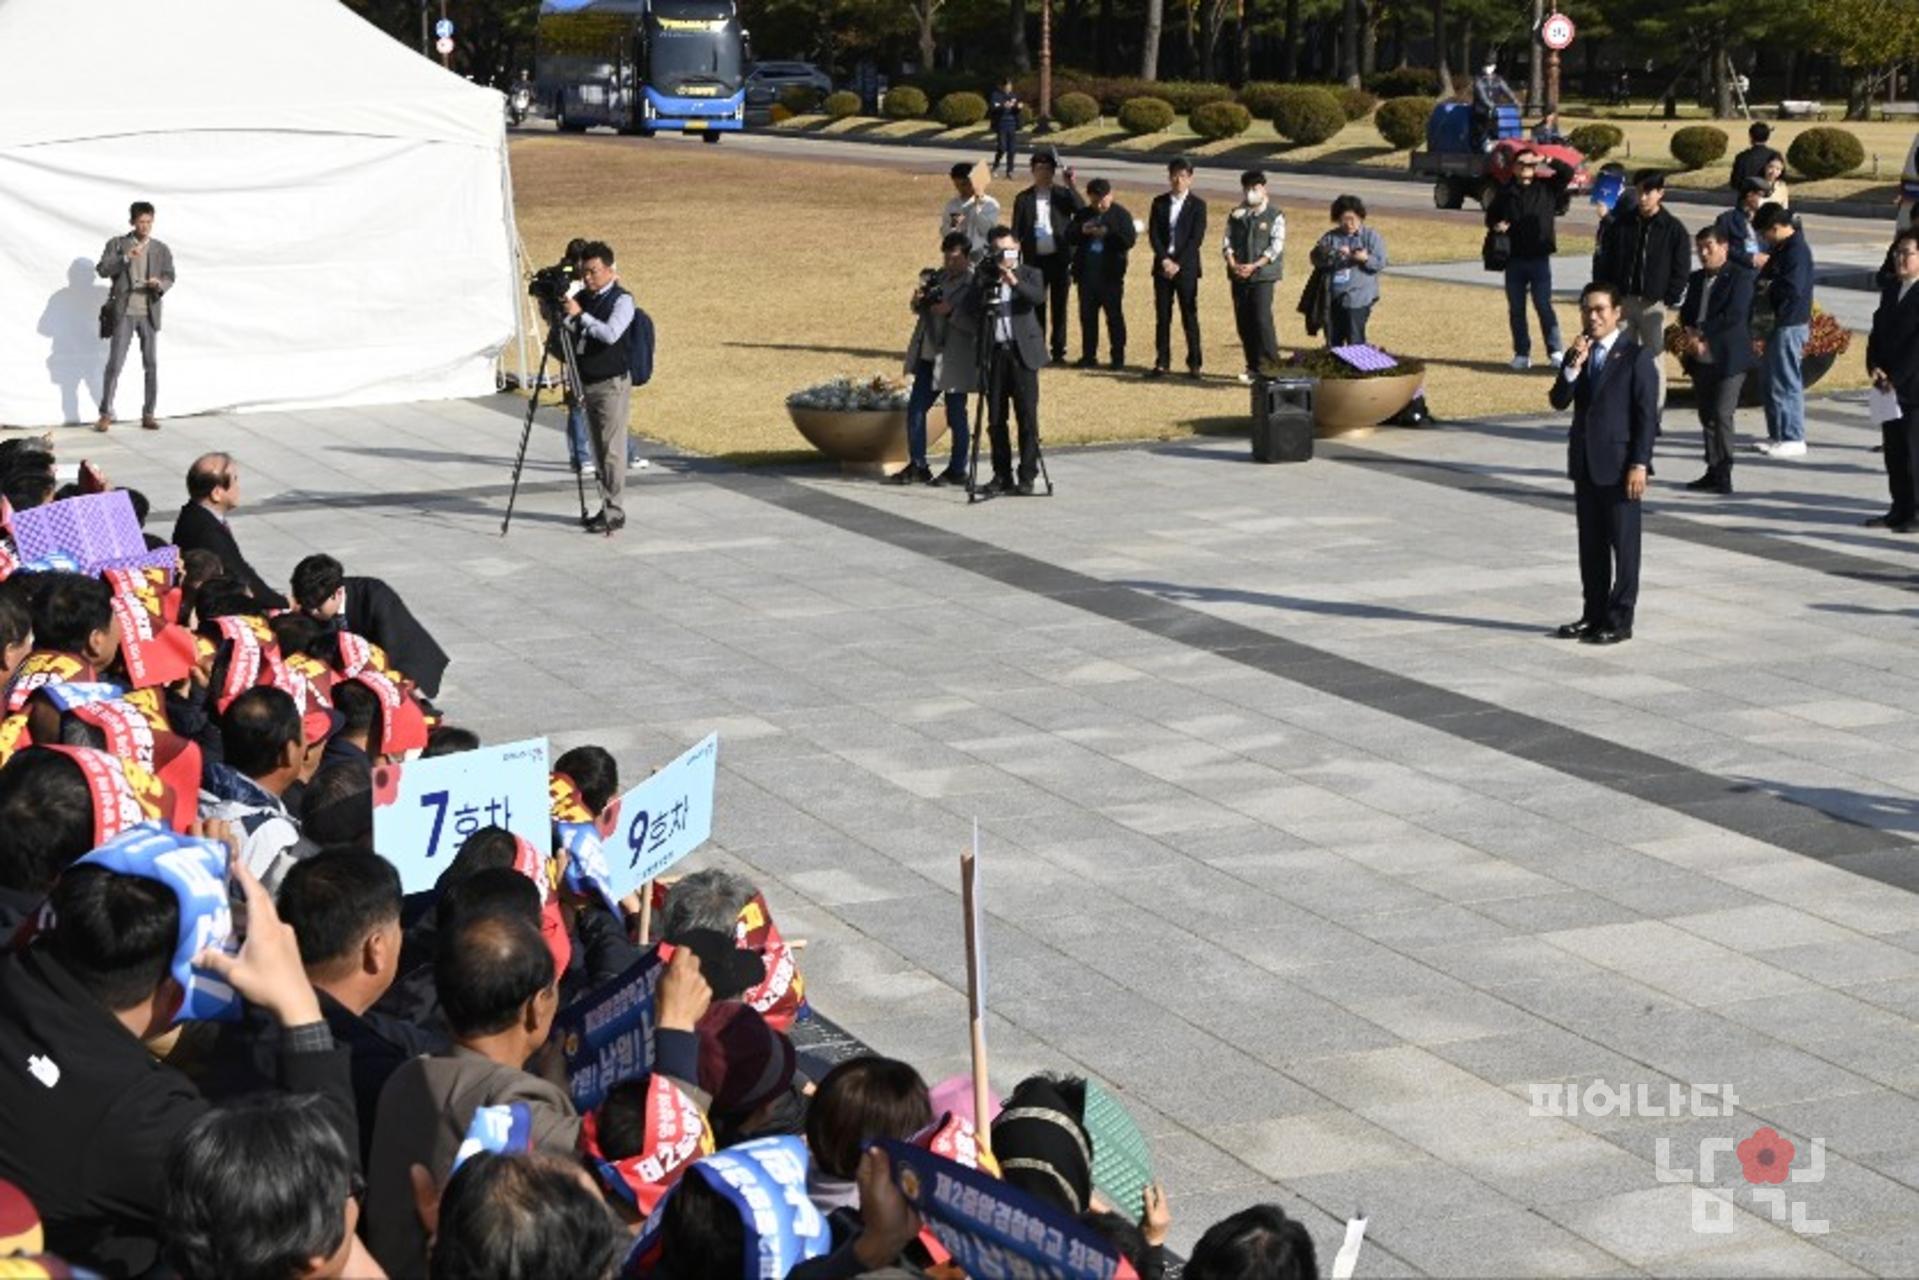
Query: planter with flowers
1283 348 1426 437
786 375 936 476
1662 304 1850 408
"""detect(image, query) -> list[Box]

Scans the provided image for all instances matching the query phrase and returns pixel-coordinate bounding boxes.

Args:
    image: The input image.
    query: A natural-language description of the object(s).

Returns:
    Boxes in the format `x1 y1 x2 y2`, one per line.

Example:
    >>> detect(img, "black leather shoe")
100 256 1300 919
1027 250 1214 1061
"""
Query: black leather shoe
1580 626 1632 645
884 464 931 486
584 512 626 534
1013 479 1036 496
1554 620 1598 639
1187 367 1204 380
1147 366 1168 379
1073 357 1097 369
931 468 968 487
1684 473 1718 491
1109 358 1126 371
993 474 1016 494
1865 513 1911 528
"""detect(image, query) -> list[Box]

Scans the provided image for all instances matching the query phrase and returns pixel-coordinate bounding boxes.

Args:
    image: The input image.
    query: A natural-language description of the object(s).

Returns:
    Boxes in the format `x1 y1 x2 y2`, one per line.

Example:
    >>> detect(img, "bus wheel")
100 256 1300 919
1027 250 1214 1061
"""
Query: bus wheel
557 111 587 134
702 132 721 144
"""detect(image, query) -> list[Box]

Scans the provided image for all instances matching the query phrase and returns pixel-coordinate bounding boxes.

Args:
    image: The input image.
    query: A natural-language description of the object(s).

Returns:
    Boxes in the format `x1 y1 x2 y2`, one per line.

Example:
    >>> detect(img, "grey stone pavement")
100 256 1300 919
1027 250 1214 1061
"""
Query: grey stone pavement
57 381 1919 1276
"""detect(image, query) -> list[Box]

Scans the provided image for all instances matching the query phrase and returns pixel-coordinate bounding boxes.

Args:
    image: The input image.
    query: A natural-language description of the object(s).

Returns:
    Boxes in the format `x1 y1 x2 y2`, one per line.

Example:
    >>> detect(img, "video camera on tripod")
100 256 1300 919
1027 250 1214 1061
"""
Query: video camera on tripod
528 260 579 316
501 253 592 535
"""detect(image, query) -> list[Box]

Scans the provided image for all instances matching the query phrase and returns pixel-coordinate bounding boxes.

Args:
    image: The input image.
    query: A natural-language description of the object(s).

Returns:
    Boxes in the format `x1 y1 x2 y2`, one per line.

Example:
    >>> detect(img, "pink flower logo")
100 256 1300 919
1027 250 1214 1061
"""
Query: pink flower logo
1737 1127 1795 1185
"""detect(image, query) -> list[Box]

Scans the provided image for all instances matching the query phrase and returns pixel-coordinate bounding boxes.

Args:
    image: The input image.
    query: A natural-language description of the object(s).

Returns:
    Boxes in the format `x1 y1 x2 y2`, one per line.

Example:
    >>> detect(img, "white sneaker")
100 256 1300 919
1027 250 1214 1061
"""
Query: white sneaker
1238 371 1255 385
1769 440 1807 458
1510 355 1531 371
1548 351 1565 368
1752 440 1776 454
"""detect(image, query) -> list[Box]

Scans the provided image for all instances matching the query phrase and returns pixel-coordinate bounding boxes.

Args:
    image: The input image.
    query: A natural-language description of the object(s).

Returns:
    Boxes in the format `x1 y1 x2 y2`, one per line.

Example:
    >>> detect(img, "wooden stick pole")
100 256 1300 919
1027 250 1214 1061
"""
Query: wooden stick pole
962 820 991 1157
637 882 654 945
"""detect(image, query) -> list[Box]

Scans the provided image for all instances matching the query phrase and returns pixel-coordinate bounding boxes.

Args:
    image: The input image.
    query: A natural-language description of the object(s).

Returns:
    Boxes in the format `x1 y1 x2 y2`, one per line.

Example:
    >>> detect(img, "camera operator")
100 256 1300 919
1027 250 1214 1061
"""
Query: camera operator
890 232 978 486
558 240 635 534
962 226 1048 496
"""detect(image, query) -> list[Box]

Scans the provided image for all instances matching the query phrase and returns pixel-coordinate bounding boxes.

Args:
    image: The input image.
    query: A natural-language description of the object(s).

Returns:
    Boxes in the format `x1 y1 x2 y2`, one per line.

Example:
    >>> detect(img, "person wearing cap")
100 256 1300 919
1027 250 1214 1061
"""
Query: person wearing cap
1470 60 1518 152
1486 147 1575 370
1730 122 1784 194
941 162 1001 262
1011 149 1083 362
1592 170 1690 408
1753 201 1815 458
199 685 329 894
1716 178 1772 271
1223 170 1285 382
696 999 802 1146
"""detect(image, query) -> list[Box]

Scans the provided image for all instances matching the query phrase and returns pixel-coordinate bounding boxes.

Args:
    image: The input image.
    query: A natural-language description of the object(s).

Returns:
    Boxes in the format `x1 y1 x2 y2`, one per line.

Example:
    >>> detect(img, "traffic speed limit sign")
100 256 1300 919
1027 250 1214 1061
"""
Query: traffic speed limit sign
1541 12 1576 50
435 35 454 54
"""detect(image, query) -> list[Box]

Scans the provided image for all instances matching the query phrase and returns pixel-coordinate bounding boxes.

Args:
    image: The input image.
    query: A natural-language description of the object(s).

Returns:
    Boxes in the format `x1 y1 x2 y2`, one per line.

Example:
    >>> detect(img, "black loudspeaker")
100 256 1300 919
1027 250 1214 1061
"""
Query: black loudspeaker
1251 377 1315 463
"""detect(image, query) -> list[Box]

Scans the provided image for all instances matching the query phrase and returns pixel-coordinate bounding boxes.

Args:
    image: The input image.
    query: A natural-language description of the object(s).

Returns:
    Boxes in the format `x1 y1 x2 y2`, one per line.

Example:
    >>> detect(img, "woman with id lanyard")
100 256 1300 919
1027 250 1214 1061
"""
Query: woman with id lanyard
1310 196 1388 347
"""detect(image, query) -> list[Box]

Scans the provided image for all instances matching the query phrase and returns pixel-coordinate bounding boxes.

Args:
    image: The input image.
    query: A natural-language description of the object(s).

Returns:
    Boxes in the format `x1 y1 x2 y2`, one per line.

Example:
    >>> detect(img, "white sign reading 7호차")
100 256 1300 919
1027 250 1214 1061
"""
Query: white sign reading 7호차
606 734 719 899
371 738 551 893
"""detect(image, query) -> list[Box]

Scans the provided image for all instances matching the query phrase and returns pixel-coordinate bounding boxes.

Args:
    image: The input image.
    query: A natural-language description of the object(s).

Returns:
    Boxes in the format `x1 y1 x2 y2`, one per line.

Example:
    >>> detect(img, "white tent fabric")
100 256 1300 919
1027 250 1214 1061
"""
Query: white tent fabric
0 0 520 427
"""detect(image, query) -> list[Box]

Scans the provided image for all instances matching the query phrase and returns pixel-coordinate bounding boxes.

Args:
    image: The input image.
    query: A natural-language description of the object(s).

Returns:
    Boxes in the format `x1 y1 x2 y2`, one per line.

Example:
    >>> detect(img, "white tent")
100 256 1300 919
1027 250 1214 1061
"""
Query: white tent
0 0 521 427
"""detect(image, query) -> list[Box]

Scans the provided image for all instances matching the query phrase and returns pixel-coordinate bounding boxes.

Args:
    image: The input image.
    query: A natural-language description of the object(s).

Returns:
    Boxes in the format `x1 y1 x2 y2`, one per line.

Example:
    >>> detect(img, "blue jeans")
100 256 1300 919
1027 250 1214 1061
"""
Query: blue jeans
568 396 642 465
1764 322 1809 442
905 359 969 472
1503 257 1562 358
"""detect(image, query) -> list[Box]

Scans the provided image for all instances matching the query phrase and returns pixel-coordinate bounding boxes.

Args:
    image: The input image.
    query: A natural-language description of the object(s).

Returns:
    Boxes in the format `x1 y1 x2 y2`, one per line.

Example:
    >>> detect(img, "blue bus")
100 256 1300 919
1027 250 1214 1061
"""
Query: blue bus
535 0 745 141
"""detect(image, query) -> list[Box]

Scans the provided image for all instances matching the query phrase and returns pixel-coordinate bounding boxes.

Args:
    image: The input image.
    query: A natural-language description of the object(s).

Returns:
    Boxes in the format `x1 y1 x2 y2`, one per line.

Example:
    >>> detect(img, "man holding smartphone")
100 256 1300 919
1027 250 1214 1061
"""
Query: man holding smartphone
95 201 175 432
968 225 1048 496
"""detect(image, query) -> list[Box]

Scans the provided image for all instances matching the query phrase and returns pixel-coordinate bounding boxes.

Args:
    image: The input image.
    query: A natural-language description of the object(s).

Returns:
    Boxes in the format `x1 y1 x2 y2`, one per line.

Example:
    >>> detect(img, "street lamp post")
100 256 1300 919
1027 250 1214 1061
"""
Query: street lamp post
1037 0 1052 134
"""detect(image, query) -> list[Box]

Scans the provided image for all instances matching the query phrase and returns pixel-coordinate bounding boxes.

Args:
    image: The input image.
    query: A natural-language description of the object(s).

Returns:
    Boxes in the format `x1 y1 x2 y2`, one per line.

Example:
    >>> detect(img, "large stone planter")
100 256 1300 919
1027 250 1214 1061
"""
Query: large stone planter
1311 371 1422 438
785 406 945 477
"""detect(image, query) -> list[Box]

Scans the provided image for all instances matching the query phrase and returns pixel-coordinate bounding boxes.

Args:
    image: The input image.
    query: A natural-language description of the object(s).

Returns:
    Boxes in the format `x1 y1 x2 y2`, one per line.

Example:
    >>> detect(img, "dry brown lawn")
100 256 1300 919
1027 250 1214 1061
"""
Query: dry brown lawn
511 136 1864 460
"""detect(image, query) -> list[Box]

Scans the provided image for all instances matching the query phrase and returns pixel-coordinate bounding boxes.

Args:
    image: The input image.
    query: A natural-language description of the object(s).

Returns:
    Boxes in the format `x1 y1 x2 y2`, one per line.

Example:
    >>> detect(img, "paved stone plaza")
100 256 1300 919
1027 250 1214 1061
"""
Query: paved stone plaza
68 385 1919 1274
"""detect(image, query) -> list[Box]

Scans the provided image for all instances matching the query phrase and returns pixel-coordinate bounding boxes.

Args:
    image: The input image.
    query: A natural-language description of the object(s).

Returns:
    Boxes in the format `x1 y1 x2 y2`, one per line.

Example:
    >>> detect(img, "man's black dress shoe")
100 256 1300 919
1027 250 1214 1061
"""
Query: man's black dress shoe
1580 627 1632 645
1554 620 1597 639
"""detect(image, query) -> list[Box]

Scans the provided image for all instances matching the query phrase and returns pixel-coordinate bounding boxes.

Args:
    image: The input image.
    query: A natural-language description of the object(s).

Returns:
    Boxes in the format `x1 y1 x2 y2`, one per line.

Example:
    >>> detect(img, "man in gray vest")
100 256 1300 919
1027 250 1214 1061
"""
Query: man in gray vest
95 200 175 432
560 240 634 534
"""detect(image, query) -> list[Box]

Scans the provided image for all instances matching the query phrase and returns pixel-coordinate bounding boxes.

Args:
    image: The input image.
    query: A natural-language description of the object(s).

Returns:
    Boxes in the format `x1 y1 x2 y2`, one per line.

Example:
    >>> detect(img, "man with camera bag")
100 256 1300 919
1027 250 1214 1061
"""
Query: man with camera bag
95 200 174 432
964 226 1048 496
557 241 636 534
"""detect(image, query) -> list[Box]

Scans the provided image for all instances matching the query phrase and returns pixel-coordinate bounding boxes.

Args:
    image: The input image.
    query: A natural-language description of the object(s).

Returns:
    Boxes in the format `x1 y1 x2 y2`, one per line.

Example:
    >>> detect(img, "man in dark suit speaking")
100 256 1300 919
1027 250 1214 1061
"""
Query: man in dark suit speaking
1676 225 1756 495
1549 282 1661 646
961 225 1049 497
170 452 288 610
1148 157 1209 379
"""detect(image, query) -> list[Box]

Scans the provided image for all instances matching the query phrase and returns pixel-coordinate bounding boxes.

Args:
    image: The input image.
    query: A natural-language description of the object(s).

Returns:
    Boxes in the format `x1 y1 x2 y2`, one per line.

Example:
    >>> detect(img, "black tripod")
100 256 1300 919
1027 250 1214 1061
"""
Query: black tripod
964 265 1053 505
501 315 592 536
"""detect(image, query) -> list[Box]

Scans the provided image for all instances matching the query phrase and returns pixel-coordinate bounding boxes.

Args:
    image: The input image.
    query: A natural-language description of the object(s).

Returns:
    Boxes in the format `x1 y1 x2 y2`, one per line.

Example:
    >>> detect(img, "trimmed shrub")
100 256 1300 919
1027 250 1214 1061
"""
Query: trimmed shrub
1566 122 1623 161
767 103 794 124
1337 87 1379 122
778 86 822 114
1117 96 1177 136
1157 81 1236 114
1669 124 1728 170
1189 100 1253 141
1788 126 1865 179
1375 96 1433 150
822 90 862 120
1052 91 1100 127
1236 82 1291 117
883 85 928 119
935 91 989 128
1366 67 1441 98
1271 86 1346 145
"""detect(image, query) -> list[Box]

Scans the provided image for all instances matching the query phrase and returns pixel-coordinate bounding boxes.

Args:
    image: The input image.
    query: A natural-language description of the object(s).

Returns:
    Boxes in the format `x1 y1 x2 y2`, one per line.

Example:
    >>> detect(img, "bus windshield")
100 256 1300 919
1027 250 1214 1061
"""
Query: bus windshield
644 0 740 89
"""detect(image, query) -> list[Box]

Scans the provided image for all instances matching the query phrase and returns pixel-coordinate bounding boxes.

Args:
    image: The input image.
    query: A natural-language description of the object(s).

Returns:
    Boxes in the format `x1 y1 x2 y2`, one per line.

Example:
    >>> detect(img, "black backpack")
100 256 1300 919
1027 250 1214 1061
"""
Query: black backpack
626 306 655 387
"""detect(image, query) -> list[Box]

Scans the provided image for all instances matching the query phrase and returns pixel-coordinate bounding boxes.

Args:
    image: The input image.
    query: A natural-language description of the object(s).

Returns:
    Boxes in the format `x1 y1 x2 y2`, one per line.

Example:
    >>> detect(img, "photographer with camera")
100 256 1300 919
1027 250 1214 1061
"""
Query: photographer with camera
555 240 635 534
889 232 979 487
966 226 1048 496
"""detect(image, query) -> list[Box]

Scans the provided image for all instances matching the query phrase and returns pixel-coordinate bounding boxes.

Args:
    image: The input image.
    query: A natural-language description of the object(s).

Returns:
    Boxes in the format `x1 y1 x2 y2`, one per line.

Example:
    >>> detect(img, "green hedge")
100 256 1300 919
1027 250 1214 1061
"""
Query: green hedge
822 90 861 120
778 86 822 114
1375 96 1433 150
1337 87 1379 121
1567 122 1623 161
1117 96 1176 136
883 85 929 119
1669 125 1728 170
1365 67 1441 98
1189 100 1253 140
935 91 989 128
1021 72 1229 116
1788 126 1865 179
1271 86 1346 145
1052 91 1100 128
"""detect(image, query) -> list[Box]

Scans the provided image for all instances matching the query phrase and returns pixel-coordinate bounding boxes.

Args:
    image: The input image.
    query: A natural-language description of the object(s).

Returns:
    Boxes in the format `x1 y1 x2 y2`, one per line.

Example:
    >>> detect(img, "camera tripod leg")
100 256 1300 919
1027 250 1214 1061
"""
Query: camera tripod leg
501 348 553 536
1035 435 1054 497
966 386 987 504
